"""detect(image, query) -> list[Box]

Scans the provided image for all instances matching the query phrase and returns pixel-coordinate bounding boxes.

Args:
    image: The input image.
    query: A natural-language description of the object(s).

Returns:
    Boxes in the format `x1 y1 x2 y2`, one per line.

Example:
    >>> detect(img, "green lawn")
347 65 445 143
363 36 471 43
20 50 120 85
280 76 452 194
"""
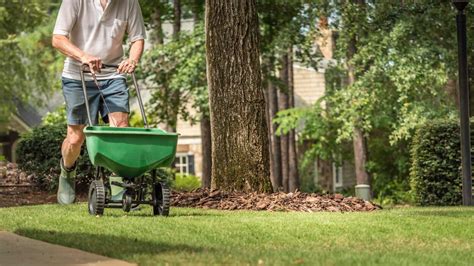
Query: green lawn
0 205 473 265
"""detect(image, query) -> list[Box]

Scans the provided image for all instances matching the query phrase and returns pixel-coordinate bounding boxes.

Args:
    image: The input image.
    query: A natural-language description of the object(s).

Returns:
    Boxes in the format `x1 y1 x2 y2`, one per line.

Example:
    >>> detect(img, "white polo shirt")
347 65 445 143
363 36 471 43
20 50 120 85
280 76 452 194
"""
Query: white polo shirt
53 0 146 80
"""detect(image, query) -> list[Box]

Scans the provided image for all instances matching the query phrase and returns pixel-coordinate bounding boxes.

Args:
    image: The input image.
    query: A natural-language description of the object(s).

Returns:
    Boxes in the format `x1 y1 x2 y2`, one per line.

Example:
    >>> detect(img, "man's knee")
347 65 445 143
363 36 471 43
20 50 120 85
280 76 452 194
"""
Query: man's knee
66 125 85 146
109 112 129 127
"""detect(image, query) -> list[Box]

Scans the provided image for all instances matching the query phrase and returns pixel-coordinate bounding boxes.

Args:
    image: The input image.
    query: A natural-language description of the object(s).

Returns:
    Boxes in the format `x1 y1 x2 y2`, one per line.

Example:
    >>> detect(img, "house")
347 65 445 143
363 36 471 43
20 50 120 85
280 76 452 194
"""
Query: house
0 102 42 163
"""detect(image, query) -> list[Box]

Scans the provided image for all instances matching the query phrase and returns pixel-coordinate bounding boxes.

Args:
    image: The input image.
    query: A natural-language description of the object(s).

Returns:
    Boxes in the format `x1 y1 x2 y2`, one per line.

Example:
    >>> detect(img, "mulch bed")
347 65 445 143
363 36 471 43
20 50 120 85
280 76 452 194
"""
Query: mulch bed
171 189 381 212
0 162 51 207
1 163 380 212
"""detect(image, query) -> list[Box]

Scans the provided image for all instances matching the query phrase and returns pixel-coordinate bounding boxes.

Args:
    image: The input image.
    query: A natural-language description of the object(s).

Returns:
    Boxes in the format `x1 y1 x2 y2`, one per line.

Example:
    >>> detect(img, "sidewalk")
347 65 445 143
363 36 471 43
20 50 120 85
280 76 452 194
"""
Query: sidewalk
0 231 135 266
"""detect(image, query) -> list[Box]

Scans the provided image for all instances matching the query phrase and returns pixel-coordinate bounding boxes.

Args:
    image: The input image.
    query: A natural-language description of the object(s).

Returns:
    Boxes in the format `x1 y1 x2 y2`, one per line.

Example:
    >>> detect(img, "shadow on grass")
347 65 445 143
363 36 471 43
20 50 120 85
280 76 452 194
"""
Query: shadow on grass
14 228 207 260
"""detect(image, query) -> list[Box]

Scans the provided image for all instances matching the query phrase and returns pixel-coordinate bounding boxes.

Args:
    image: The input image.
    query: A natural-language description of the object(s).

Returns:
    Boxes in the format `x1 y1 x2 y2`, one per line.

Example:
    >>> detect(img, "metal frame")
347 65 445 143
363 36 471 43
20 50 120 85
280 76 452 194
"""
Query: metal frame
453 0 472 206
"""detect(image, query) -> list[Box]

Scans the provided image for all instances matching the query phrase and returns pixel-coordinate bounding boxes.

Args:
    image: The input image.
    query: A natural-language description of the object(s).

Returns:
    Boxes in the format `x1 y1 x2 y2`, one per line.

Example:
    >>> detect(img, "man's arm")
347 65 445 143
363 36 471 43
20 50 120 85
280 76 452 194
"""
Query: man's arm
52 35 102 74
117 39 144 73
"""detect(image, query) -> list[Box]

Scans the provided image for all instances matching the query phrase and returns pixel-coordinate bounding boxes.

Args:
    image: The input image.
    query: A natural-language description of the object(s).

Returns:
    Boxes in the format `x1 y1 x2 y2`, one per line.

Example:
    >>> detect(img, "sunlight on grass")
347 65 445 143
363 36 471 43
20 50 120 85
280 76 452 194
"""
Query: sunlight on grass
0 205 473 265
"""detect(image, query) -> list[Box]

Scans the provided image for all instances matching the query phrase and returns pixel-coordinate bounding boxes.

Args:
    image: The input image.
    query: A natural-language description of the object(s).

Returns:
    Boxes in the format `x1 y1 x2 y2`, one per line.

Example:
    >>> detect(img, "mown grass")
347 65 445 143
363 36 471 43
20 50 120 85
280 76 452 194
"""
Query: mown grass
0 205 473 265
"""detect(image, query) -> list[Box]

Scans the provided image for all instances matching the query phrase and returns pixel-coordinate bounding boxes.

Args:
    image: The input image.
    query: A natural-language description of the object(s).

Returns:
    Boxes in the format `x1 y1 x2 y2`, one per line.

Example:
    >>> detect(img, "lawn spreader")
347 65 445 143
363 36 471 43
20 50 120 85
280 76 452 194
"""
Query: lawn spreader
79 64 178 216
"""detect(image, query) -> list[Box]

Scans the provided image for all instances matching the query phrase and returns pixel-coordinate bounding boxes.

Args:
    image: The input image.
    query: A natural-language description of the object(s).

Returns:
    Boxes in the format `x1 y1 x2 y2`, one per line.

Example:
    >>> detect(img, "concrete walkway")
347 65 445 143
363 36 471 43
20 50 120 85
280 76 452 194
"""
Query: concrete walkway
0 231 136 266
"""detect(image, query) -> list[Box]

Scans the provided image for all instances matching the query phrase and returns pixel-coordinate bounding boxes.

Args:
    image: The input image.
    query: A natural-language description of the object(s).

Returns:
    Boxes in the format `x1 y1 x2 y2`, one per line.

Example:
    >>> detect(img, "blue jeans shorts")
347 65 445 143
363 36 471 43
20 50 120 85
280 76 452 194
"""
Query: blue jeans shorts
62 77 129 125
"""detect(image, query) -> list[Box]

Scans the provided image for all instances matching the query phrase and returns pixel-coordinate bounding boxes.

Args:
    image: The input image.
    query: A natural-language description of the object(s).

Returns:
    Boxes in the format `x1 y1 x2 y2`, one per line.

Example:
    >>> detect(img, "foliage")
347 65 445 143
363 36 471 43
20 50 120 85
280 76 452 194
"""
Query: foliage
0 1 62 119
16 123 94 191
410 120 462 206
139 23 207 128
172 173 201 191
42 105 67 126
258 1 323 87
274 1 459 201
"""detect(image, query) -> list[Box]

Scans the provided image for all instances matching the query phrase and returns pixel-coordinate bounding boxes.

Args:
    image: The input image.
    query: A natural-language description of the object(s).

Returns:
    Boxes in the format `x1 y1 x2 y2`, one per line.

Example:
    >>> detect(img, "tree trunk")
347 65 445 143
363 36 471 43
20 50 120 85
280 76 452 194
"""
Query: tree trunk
151 4 164 45
192 0 204 23
195 0 210 188
173 0 181 40
268 80 282 191
279 53 290 192
206 0 271 192
200 116 212 188
264 82 275 190
168 0 181 133
288 50 299 192
347 0 371 194
317 157 333 192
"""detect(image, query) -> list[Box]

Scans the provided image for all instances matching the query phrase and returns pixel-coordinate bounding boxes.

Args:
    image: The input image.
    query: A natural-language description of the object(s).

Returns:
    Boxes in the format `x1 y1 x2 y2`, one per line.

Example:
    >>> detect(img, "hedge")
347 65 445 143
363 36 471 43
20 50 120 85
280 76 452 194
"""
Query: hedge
410 120 463 205
16 123 95 192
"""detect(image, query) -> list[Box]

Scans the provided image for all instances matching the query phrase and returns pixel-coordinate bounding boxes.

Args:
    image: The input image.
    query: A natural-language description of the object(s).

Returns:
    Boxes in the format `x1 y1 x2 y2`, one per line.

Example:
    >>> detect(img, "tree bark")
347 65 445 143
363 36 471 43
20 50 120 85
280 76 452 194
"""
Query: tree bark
347 0 371 193
192 0 204 23
206 0 271 192
173 0 181 40
288 50 299 192
264 82 275 190
167 0 182 133
195 0 210 188
200 116 212 188
150 4 164 45
317 157 333 192
279 53 290 192
268 80 282 191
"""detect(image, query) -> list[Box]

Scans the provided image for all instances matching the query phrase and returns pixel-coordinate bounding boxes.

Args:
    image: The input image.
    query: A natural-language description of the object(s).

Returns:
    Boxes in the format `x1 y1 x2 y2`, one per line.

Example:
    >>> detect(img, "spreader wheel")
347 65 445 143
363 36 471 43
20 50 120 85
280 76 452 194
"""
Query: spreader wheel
122 190 133 213
152 182 170 216
88 180 105 216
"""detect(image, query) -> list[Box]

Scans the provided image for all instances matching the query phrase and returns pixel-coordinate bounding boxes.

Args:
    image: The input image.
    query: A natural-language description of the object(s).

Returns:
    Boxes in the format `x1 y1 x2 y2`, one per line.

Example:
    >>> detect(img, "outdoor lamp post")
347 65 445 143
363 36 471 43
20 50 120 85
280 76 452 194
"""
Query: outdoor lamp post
453 0 472 206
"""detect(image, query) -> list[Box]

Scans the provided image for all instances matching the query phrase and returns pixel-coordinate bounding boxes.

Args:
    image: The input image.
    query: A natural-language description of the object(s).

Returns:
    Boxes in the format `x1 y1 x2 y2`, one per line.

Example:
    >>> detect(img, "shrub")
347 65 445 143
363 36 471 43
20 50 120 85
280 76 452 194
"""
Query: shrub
173 174 201 191
410 120 462 205
16 123 95 191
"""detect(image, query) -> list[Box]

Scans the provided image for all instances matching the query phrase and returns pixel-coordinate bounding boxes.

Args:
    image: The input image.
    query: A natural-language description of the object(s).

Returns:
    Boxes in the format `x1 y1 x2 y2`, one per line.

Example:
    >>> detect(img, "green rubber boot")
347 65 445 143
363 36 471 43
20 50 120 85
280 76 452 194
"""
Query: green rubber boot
57 159 76 205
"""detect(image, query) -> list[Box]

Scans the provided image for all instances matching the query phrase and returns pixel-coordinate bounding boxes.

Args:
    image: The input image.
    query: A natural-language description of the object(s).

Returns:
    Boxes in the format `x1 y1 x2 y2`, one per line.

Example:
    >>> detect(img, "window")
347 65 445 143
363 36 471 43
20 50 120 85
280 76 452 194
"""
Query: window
174 153 195 175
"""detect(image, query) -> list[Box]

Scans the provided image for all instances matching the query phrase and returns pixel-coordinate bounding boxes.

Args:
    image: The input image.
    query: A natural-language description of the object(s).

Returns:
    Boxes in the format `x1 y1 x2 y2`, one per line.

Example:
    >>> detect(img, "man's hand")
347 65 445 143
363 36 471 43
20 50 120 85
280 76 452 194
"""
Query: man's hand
80 54 102 74
117 58 137 73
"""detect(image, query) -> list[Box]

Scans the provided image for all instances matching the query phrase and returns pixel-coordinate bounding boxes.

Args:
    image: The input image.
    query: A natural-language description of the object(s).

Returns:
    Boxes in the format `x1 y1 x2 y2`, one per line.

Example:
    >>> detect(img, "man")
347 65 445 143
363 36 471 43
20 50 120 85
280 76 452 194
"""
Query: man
52 0 146 204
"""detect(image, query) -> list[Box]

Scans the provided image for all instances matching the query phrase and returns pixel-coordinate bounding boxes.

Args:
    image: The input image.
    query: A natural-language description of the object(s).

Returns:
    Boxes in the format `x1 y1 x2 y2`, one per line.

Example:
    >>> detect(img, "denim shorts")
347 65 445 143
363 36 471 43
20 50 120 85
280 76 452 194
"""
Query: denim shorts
62 77 129 125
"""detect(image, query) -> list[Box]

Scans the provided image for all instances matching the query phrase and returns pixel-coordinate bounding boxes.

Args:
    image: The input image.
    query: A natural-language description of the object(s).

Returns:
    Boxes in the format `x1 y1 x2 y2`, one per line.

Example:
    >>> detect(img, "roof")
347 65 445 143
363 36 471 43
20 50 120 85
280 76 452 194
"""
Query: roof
13 100 42 129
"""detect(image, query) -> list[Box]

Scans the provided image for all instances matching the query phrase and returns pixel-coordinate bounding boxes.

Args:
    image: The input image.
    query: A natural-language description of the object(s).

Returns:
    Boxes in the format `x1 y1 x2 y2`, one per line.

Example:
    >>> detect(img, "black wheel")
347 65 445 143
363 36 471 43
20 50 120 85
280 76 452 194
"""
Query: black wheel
122 190 133 212
152 182 170 216
88 180 105 216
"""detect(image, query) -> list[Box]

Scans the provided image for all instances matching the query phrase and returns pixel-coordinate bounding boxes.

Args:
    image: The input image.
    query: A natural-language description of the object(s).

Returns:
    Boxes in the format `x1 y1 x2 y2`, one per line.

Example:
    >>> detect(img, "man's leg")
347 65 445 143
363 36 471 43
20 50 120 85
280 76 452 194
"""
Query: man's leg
62 125 86 168
57 124 86 205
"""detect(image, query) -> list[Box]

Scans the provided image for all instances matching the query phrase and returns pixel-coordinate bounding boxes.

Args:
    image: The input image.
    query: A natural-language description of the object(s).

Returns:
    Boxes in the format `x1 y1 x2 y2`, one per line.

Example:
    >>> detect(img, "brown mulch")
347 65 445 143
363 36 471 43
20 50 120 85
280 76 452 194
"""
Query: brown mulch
1 163 380 212
171 189 381 212
0 163 54 207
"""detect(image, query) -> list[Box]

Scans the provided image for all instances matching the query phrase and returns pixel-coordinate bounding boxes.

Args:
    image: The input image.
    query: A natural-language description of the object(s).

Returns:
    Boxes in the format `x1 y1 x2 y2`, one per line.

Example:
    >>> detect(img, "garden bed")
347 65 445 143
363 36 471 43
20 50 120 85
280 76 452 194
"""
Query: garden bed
171 189 380 212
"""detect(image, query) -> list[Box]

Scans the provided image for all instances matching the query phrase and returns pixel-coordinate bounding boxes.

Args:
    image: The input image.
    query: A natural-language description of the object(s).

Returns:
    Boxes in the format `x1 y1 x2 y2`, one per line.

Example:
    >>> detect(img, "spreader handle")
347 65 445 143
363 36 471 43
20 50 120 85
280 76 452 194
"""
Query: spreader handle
79 64 149 128
81 64 119 73
131 72 149 128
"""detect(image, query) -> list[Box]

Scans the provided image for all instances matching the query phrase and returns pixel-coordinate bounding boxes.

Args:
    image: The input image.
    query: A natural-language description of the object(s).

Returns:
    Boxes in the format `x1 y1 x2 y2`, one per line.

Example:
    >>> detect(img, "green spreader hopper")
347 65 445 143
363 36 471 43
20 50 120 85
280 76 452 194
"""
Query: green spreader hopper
84 126 178 179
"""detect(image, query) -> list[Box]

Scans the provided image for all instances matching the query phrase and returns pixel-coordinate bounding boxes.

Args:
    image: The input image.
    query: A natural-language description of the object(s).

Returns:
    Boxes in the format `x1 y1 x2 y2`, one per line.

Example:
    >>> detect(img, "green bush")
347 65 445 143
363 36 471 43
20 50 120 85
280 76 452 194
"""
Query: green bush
173 174 201 191
16 123 94 191
410 120 462 206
